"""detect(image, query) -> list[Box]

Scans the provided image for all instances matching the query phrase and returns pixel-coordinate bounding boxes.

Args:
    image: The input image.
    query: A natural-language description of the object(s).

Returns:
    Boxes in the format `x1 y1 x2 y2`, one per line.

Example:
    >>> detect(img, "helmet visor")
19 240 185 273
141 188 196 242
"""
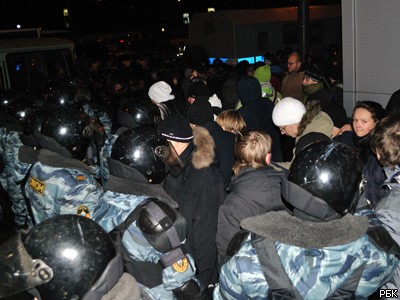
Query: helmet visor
155 142 184 176
0 233 53 298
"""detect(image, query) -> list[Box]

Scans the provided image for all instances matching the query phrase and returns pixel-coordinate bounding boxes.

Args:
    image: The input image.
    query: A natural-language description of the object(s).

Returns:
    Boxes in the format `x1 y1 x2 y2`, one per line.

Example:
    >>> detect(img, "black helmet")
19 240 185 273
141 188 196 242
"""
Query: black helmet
111 126 172 184
118 99 161 129
20 108 53 147
6 98 35 123
38 108 96 160
137 198 187 253
0 215 123 299
0 90 17 112
47 84 91 109
288 141 363 216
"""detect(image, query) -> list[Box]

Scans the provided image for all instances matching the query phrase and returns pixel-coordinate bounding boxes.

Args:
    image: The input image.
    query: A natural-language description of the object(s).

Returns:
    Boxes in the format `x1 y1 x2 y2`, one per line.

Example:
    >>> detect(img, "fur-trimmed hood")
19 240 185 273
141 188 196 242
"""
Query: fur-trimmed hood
192 125 216 169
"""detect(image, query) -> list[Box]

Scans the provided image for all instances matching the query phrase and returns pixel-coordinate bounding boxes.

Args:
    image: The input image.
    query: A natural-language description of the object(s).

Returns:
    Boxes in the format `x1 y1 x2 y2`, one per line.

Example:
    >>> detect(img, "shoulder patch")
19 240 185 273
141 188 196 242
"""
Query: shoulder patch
77 205 91 218
76 175 87 181
29 176 46 195
172 257 189 273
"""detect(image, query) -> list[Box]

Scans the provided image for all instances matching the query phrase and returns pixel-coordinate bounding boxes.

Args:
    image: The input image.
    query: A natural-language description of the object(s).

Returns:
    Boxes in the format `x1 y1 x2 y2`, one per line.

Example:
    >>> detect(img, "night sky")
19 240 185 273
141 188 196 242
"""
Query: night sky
0 0 340 36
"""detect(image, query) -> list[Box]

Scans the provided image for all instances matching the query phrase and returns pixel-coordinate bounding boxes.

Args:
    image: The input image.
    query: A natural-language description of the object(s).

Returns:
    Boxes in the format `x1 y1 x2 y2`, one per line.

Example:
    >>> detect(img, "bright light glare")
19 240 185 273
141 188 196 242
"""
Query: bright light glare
320 172 329 183
16 24 21 29
62 248 78 260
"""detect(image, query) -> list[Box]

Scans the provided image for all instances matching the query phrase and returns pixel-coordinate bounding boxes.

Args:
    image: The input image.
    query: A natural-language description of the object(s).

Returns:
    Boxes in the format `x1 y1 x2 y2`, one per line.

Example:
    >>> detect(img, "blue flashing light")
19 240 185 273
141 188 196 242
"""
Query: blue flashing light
15 64 21 71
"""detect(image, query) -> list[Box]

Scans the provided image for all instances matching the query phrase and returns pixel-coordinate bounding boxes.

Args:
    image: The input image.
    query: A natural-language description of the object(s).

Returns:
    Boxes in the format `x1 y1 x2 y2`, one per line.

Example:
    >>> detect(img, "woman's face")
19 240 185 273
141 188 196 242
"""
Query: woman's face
279 123 299 138
353 108 377 137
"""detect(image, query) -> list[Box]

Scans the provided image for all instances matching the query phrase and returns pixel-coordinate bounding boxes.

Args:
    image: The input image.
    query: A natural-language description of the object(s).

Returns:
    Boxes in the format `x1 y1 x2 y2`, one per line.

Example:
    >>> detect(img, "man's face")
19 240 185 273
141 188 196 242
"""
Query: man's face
302 76 318 86
287 55 301 73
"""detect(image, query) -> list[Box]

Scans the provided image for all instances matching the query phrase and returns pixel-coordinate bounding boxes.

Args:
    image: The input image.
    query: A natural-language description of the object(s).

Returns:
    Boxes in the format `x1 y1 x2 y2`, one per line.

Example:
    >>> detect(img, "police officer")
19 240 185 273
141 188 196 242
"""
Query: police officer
214 141 400 299
23 108 104 224
99 97 161 188
6 108 52 230
93 126 204 300
0 215 142 299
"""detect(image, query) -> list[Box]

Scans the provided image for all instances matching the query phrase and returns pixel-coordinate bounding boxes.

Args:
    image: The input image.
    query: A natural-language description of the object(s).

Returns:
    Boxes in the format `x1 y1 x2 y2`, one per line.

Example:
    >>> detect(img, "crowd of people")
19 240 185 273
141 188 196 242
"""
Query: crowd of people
0 44 400 300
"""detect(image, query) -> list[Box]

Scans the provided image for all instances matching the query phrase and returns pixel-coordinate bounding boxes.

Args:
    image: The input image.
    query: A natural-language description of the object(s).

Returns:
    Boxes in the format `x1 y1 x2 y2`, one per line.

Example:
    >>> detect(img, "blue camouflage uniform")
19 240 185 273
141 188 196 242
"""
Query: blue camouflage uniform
24 149 104 224
5 131 37 229
93 175 199 300
214 210 399 300
99 133 118 188
374 166 400 295
82 102 112 135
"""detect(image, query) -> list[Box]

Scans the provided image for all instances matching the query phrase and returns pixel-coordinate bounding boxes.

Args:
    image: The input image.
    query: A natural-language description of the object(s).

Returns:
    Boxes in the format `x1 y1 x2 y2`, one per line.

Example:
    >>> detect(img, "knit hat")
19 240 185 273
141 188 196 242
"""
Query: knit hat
148 81 175 103
157 113 193 143
304 65 324 83
187 101 214 125
187 81 209 99
272 97 306 126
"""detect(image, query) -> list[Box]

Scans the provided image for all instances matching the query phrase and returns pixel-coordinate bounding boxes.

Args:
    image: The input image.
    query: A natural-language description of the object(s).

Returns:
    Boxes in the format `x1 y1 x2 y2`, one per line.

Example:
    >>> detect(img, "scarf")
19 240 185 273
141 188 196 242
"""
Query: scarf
302 82 324 100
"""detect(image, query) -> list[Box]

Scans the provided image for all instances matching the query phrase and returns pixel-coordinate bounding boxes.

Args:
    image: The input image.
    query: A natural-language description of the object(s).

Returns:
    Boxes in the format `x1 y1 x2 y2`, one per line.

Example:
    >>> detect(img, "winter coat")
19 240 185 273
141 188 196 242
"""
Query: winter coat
374 166 400 292
216 166 287 261
93 174 198 300
163 126 225 287
214 210 399 299
277 110 333 170
237 76 283 162
24 149 104 224
281 71 305 101
201 121 236 189
353 134 386 207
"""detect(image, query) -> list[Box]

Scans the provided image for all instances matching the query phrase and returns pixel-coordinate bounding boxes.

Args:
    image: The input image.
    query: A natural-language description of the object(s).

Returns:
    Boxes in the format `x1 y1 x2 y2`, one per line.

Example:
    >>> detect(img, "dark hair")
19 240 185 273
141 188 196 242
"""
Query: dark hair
386 89 400 116
353 101 386 122
371 114 400 167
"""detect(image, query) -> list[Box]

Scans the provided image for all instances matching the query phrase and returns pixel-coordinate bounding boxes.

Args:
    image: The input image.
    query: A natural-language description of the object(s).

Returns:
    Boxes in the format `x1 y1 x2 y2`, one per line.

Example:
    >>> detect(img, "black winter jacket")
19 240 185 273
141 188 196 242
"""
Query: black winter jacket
216 166 287 261
163 126 225 287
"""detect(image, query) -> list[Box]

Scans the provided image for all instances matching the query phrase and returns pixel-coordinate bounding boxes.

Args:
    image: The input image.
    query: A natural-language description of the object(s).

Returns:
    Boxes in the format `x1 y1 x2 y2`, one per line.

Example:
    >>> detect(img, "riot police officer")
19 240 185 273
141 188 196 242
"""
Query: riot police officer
214 141 400 299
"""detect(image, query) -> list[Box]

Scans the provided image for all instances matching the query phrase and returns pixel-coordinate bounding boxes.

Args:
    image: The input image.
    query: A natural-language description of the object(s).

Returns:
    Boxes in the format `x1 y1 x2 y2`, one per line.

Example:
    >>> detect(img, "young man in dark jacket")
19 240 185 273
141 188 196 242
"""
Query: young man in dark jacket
158 114 225 289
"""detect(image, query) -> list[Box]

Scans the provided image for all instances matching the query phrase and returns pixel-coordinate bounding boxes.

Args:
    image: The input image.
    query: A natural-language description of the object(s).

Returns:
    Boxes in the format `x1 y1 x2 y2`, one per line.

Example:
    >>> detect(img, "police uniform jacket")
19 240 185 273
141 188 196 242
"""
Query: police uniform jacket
214 210 399 299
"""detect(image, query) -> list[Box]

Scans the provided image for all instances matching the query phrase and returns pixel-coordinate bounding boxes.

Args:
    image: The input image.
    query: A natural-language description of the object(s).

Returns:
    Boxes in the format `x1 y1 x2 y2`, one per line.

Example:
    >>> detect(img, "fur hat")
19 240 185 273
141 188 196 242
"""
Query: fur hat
187 101 214 125
272 97 306 126
148 81 175 103
157 114 193 143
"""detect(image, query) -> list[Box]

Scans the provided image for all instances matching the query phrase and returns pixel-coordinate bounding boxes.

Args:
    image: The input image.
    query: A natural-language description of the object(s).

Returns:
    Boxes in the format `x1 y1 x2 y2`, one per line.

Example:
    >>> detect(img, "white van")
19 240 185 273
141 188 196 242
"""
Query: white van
0 30 78 93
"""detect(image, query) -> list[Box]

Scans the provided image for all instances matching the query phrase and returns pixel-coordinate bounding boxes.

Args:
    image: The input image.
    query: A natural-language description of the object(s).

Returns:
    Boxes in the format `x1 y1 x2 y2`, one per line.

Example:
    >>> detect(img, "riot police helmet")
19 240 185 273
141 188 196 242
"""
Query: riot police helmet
111 126 179 184
38 108 97 160
46 84 92 109
118 98 161 129
0 215 124 299
137 198 187 253
6 98 35 123
288 141 363 216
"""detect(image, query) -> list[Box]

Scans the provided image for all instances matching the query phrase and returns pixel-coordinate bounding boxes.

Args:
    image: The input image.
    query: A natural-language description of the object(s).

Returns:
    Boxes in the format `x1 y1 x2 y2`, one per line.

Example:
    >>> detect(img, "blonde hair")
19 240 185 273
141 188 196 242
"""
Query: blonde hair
216 109 247 134
232 129 272 175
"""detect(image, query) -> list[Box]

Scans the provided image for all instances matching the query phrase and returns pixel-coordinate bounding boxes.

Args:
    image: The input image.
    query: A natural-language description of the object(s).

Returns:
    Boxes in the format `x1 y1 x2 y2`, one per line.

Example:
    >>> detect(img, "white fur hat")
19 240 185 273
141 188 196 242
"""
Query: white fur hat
272 97 306 126
148 81 175 103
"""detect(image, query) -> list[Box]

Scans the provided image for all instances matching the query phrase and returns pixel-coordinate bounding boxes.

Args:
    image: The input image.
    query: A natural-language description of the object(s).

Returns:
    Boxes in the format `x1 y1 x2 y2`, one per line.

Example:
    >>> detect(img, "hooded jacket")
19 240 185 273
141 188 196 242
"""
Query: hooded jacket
216 166 287 261
163 125 225 287
237 76 283 162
